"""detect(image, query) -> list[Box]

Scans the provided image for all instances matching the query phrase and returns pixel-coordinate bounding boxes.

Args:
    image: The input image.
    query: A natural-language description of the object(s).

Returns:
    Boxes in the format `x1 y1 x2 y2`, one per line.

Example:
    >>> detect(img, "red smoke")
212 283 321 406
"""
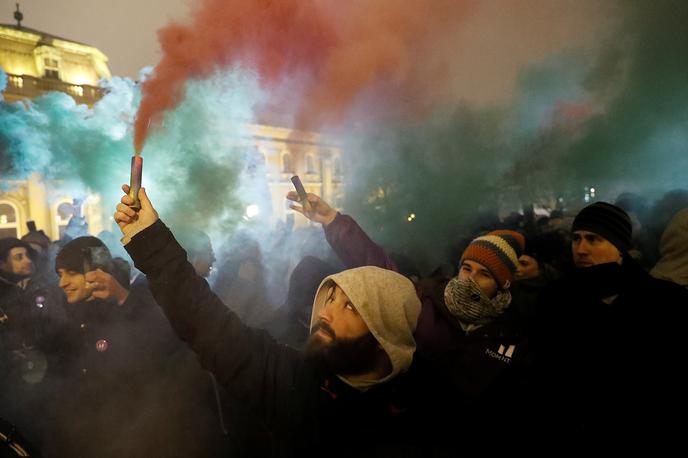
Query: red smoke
134 0 478 152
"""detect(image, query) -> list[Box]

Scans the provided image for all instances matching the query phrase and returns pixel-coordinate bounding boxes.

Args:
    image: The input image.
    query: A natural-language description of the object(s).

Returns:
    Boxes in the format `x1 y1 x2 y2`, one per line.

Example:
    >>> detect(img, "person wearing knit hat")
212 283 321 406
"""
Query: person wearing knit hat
287 191 535 448
55 236 129 305
0 238 35 285
570 201 632 268
443 230 525 328
533 200 688 443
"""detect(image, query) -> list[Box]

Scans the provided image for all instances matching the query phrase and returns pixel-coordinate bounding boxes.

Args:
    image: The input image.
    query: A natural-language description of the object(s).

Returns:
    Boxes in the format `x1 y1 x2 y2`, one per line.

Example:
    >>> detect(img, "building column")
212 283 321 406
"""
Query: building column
321 155 334 204
26 173 51 236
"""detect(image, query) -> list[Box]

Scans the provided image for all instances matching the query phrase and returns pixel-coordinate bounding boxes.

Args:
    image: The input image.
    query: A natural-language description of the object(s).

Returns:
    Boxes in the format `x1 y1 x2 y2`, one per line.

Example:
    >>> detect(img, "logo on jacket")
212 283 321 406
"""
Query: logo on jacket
95 339 109 352
485 344 516 363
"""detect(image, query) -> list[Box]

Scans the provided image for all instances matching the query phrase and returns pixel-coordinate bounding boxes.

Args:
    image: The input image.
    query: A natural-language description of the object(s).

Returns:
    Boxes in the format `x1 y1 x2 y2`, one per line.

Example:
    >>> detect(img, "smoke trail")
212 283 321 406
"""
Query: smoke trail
559 0 688 195
1 67 268 235
134 0 480 151
133 0 339 151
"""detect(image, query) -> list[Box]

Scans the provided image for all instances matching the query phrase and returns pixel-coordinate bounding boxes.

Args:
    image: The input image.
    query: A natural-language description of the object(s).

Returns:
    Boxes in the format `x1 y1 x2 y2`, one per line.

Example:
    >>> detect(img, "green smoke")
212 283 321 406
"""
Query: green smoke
340 1 688 271
561 0 688 193
1 67 267 235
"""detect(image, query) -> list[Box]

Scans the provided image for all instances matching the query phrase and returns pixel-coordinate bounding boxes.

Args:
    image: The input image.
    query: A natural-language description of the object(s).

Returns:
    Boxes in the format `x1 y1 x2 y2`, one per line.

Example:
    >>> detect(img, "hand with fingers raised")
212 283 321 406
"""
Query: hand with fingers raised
114 184 159 245
285 191 338 227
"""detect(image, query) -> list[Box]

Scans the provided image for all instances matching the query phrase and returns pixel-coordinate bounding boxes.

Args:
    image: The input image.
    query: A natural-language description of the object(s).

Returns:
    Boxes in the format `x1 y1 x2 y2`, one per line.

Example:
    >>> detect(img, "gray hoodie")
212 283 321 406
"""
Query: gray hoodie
310 266 421 390
651 208 688 288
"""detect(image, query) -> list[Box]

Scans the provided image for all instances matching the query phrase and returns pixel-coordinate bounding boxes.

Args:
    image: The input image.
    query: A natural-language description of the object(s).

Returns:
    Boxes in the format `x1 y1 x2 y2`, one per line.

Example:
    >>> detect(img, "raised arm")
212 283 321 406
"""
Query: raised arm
287 191 397 271
116 186 313 427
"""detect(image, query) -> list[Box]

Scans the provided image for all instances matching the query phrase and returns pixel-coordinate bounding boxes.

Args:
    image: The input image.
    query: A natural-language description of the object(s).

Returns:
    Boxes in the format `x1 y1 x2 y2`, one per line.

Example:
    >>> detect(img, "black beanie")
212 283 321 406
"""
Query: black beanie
0 238 36 263
572 202 632 252
55 236 114 274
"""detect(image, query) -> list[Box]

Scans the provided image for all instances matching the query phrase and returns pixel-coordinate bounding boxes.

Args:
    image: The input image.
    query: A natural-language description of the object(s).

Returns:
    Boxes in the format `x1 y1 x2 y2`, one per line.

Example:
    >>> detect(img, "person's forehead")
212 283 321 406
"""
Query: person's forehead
57 268 83 276
462 259 490 271
9 247 28 256
572 230 606 240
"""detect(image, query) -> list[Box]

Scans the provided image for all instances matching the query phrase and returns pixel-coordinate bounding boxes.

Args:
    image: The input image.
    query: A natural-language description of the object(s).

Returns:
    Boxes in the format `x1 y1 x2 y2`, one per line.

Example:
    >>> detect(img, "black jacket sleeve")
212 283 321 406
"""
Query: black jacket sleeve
124 220 316 429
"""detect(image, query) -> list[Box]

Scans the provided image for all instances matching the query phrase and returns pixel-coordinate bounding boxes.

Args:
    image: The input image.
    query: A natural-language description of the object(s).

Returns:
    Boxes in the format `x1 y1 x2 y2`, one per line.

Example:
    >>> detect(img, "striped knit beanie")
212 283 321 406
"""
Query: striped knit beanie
460 230 525 288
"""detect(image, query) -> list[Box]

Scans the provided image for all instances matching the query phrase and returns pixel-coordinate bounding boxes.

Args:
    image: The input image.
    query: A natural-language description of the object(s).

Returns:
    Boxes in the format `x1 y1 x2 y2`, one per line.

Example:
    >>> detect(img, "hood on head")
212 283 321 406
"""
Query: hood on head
310 266 421 390
651 208 688 287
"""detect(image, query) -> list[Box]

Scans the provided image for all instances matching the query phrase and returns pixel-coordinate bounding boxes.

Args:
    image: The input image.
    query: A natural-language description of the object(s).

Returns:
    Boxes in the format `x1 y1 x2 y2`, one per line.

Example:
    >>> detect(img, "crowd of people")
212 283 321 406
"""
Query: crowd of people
1 185 687 456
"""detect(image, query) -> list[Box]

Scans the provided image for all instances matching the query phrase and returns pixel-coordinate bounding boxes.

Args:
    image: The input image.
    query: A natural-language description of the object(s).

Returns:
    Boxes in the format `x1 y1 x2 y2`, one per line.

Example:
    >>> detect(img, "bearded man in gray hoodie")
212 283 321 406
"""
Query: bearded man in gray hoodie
114 186 431 458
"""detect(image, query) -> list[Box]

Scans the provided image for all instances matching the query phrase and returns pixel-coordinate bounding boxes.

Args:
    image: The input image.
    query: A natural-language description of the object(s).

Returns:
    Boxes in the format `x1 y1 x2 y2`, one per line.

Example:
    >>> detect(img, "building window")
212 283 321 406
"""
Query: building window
282 153 293 173
0 201 19 239
306 155 316 174
44 58 60 79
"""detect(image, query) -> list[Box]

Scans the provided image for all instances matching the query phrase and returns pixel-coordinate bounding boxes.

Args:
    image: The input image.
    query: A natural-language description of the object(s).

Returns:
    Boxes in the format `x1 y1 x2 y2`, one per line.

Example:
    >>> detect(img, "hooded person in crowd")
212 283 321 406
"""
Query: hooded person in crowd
650 208 688 288
534 202 688 447
115 186 433 458
287 191 533 449
264 255 340 349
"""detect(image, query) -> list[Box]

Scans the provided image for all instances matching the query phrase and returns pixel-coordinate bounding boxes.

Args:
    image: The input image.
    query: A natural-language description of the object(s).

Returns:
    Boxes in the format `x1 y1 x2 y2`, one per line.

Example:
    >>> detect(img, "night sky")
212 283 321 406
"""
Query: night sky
7 0 611 94
5 0 188 78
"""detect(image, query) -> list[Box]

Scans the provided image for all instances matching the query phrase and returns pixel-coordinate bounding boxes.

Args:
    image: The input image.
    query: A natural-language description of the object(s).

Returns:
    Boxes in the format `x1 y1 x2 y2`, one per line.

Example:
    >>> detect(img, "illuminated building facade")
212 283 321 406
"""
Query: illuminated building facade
1 10 343 241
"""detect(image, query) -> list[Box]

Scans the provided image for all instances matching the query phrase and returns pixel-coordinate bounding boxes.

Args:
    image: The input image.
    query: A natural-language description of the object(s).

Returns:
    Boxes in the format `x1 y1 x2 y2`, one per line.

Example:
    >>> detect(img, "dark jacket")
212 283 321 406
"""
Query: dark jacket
324 213 533 446
125 220 429 458
534 257 688 445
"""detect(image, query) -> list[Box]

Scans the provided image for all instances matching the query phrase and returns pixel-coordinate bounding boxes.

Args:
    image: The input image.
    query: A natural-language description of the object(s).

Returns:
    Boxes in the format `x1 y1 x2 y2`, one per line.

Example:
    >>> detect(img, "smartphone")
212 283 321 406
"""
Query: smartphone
26 220 37 232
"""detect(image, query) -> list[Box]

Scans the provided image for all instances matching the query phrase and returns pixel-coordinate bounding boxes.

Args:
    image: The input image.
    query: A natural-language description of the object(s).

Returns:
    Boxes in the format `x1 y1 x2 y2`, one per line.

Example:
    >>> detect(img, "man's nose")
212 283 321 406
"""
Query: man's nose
318 303 333 322
574 241 589 254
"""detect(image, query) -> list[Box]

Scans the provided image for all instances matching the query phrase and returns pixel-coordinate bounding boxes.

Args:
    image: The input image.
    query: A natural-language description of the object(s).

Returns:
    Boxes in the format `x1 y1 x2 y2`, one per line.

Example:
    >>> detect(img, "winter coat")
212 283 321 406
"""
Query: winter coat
125 220 432 458
324 213 533 447
534 257 688 446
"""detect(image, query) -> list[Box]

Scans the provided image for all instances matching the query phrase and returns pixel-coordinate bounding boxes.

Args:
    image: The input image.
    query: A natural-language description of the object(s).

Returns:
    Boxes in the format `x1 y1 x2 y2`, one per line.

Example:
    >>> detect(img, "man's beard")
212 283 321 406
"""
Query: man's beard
304 321 382 376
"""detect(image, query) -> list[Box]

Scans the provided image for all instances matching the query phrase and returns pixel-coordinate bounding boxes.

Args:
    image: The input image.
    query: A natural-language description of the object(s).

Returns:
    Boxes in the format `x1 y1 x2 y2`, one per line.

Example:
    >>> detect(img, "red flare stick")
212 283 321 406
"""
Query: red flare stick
129 156 143 211
291 175 312 212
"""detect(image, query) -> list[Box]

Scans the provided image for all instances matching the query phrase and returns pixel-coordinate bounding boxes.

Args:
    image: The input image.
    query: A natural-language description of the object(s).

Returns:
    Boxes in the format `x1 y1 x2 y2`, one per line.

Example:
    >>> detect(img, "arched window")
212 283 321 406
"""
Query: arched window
0 201 19 239
282 152 293 173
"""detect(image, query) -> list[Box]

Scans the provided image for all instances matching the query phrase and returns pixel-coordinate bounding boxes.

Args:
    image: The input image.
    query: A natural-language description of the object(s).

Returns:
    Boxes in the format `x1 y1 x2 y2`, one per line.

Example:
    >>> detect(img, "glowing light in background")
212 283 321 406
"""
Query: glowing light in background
244 204 260 221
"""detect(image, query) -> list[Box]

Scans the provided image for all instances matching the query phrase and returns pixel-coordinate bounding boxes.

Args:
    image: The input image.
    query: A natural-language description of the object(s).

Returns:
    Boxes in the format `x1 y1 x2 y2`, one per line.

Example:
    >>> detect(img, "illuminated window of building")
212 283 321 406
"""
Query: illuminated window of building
9 75 23 89
44 58 60 79
0 201 19 239
282 152 293 173
70 85 84 97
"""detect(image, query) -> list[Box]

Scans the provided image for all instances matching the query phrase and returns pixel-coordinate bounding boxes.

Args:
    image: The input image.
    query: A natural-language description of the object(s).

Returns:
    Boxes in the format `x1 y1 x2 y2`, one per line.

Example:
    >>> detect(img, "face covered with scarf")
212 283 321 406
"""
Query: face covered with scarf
444 275 512 326
443 230 524 326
